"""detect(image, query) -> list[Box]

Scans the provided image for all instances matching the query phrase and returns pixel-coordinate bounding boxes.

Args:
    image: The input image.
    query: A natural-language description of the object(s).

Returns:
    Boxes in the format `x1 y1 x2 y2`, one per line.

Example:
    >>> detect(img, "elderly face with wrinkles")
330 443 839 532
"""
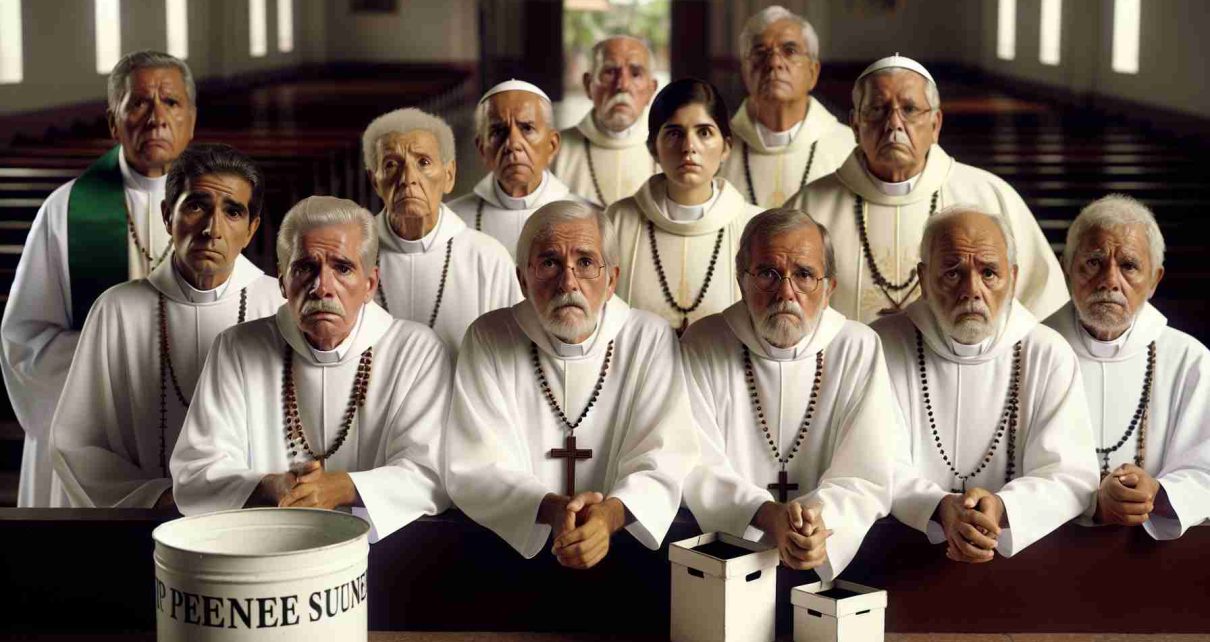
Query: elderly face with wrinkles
919 212 1018 345
281 223 379 351
584 37 658 133
1068 223 1163 341
476 91 560 198
740 224 835 348
520 217 619 344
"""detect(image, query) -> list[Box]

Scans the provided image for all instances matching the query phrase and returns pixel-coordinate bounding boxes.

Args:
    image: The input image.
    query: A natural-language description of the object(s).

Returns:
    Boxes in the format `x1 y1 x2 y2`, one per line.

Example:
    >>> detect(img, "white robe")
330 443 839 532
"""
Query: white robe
681 303 903 580
444 296 700 558
2 148 172 507
375 204 522 356
875 300 1098 556
50 255 283 508
170 302 451 542
552 113 658 208
608 176 762 328
448 171 582 261
720 98 856 208
1046 301 1210 539
788 147 1069 325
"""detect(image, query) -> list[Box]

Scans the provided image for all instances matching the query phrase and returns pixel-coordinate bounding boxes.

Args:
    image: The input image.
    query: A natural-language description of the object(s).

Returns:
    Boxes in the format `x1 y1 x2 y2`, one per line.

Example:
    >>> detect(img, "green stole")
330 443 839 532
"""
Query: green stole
66 145 131 330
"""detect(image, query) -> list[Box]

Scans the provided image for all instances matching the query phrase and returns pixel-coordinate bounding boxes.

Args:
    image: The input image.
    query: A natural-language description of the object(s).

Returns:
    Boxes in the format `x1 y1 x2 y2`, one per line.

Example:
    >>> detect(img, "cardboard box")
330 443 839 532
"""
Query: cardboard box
791 579 887 642
668 532 780 642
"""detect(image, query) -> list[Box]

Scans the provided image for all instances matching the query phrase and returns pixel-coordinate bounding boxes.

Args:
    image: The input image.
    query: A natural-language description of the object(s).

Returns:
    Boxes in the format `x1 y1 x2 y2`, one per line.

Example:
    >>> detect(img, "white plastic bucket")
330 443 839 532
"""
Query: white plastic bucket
152 508 371 641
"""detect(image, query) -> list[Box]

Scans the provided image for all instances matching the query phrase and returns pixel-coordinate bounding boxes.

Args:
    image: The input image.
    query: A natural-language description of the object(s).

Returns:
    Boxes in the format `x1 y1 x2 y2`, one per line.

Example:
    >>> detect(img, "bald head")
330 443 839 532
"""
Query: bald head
584 36 658 133
919 208 1018 344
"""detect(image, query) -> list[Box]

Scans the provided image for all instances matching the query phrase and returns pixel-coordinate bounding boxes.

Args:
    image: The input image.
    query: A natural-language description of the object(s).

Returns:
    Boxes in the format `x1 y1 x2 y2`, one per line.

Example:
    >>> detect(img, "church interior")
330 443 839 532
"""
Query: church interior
1 1 1207 639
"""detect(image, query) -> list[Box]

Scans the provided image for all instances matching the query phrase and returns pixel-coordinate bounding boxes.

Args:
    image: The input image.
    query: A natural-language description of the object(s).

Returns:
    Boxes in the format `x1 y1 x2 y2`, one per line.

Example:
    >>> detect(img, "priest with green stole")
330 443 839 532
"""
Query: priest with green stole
1 50 197 507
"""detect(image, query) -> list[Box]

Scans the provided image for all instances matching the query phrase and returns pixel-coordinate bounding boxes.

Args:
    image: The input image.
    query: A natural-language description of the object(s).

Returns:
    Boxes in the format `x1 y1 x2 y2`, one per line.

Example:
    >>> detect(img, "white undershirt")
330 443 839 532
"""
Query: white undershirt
754 119 805 148
494 172 550 210
308 305 366 363
663 183 720 222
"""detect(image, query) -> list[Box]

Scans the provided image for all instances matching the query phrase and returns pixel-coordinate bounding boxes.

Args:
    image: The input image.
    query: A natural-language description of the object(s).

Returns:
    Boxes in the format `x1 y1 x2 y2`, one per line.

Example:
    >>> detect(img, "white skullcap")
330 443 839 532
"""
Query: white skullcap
856 53 935 86
479 79 552 105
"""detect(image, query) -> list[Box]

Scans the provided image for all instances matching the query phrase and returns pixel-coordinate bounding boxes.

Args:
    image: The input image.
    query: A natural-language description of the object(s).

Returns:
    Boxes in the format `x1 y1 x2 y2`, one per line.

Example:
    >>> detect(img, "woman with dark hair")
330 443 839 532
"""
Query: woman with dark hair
606 78 762 334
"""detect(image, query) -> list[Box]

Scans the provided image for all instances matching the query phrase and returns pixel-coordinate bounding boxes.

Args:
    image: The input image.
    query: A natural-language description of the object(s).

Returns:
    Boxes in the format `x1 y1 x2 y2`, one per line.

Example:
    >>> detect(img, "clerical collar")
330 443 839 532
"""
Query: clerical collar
548 305 606 358
663 183 720 222
860 156 920 196
1075 306 1135 359
118 146 167 194
494 172 550 210
598 120 635 140
754 118 804 149
172 262 231 303
386 209 441 254
756 326 815 361
308 305 366 364
948 335 993 357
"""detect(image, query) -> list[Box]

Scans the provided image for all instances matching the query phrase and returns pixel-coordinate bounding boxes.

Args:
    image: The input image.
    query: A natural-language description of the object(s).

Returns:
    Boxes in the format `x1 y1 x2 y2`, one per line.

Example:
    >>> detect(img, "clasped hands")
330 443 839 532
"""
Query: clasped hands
1095 463 1167 526
254 460 359 509
754 500 832 571
539 491 626 570
935 487 1006 563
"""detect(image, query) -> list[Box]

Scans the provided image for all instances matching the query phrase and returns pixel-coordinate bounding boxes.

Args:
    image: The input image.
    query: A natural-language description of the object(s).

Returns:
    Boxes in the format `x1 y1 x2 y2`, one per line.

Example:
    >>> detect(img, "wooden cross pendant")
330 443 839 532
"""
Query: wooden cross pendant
549 433 592 495
768 469 799 503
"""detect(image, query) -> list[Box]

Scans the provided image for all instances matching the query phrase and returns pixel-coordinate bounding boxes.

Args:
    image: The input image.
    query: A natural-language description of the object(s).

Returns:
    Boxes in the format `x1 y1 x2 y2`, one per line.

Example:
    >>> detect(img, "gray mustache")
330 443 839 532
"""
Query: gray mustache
301 298 345 317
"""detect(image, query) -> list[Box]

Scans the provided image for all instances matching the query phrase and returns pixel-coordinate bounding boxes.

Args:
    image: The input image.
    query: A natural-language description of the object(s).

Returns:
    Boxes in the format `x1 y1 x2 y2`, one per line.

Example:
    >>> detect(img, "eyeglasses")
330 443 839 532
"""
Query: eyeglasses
530 257 606 282
858 104 934 124
746 43 812 66
746 268 824 294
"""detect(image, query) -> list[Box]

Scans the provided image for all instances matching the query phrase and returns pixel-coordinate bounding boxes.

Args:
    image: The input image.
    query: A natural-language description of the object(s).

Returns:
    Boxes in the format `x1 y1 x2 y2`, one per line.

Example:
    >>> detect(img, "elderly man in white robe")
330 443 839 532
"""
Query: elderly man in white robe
51 144 282 508
720 5 854 208
789 54 1066 324
875 207 1097 563
553 36 659 208
170 196 450 542
1045 195 1210 539
444 200 698 569
2 50 197 507
362 107 521 354
682 208 901 580
449 80 581 260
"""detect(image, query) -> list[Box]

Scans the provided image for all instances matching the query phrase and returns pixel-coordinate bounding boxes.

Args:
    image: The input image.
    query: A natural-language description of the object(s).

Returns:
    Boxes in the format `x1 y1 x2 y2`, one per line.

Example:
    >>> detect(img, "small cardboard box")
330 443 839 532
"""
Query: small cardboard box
791 579 887 642
668 532 780 642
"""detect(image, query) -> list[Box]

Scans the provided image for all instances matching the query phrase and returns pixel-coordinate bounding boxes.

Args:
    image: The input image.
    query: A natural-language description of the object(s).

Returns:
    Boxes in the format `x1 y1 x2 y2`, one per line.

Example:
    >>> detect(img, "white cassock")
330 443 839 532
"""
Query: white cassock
375 204 522 356
2 148 171 507
874 300 1099 556
1046 301 1210 538
720 98 856 208
552 112 658 208
50 255 283 507
608 176 762 329
681 303 903 580
788 146 1069 324
170 302 450 542
448 171 583 261
444 296 700 558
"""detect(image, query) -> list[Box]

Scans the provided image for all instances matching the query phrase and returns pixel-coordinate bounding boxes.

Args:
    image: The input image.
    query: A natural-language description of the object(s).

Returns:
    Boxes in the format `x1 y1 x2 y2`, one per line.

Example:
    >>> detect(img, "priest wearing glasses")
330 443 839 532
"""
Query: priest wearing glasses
170 196 451 542
444 200 698 569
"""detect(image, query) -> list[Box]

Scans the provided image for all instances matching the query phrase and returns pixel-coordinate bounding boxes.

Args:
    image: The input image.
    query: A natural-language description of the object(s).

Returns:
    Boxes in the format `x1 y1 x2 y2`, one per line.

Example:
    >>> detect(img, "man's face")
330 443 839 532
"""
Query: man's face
851 71 941 181
741 18 820 106
1069 224 1162 340
654 103 731 193
583 38 658 133
280 222 379 351
741 225 834 348
518 218 619 343
920 213 1017 345
370 130 455 240
108 66 196 178
476 91 560 197
161 172 259 289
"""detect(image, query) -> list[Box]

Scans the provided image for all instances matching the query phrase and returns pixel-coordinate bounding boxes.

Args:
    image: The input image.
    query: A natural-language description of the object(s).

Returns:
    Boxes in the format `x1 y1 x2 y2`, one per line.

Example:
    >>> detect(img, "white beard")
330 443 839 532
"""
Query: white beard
1075 290 1133 339
930 294 1009 345
539 291 601 343
751 299 823 349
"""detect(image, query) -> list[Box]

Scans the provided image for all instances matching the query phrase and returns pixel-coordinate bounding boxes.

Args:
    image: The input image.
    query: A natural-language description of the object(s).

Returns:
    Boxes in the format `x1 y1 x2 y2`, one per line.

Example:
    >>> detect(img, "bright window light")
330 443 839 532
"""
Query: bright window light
166 0 188 59
95 0 121 74
0 0 22 84
276 0 293 53
1039 0 1061 65
1112 0 1140 74
997 0 1016 61
249 0 267 57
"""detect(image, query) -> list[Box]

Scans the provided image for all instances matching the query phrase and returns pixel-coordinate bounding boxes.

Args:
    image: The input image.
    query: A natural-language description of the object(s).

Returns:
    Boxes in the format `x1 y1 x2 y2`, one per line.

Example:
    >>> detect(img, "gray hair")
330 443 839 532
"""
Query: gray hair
740 5 820 61
516 200 619 268
474 91 555 142
276 196 378 273
736 207 835 277
851 68 941 112
361 107 456 170
589 35 654 75
107 50 196 114
920 206 1017 266
1063 194 1165 275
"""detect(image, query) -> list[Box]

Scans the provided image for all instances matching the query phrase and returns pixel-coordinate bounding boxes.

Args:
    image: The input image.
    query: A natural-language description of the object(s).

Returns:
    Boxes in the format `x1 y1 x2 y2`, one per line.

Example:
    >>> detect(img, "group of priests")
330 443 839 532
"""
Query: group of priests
3 4 1206 578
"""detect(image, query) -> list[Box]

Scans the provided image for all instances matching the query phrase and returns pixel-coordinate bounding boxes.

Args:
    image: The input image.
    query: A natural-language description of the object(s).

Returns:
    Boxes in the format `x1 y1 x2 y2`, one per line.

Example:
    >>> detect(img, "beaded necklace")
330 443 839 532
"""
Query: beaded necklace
1096 341 1155 477
646 220 724 334
377 237 453 328
741 140 817 206
855 190 939 314
742 345 824 502
583 138 656 207
282 345 373 462
533 340 615 495
128 209 171 270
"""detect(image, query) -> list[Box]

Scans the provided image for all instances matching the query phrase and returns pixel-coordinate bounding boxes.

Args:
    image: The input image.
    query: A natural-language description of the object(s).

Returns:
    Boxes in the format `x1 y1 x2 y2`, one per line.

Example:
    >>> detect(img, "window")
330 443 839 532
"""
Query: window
249 0 267 57
1112 0 1140 74
276 0 293 53
0 0 22 84
95 0 121 74
166 0 188 59
1039 0 1061 65
997 0 1016 61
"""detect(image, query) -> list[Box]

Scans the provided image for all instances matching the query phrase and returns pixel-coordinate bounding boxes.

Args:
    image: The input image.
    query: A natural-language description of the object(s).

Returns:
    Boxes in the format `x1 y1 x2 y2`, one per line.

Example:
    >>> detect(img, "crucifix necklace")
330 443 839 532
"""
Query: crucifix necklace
583 138 656 207
742 345 824 503
916 330 1021 492
156 288 246 476
855 190 940 316
377 237 453 328
1096 342 1154 477
532 340 614 495
647 220 724 335
281 345 373 463
741 140 817 206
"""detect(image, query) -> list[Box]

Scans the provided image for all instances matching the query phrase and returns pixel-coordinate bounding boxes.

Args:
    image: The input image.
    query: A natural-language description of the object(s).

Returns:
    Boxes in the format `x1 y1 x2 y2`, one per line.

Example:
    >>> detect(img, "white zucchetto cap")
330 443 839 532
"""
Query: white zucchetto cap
479 79 552 105
856 53 936 86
